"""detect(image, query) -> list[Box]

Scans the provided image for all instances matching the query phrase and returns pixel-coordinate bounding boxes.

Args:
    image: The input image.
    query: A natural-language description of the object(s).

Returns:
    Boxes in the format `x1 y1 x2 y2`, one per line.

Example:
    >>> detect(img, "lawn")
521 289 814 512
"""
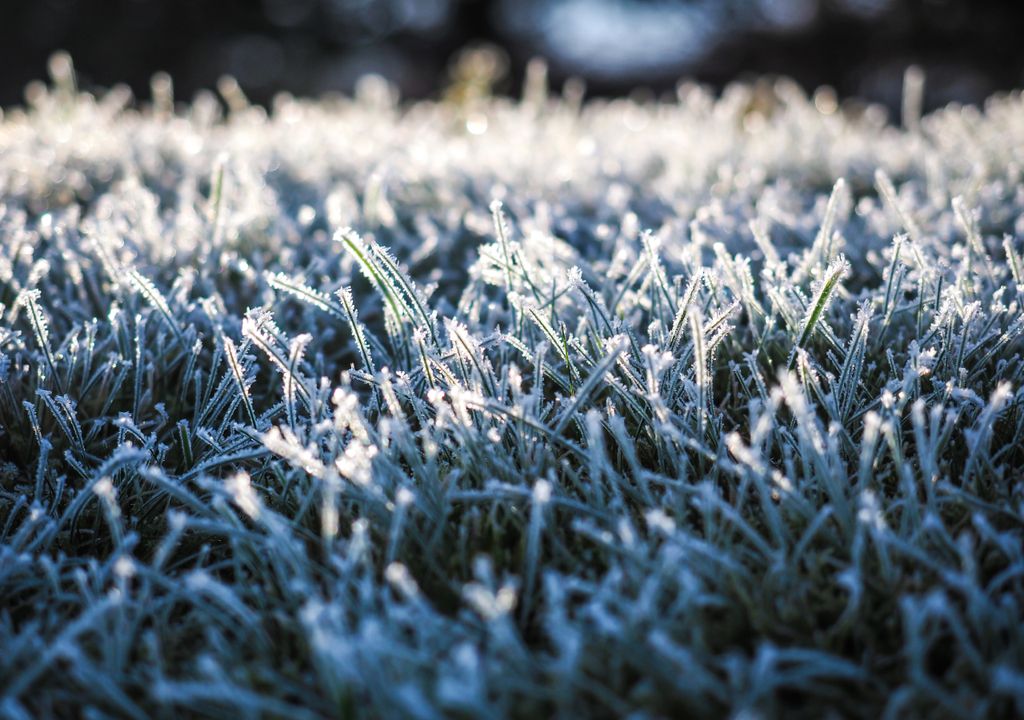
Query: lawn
2 58 1024 718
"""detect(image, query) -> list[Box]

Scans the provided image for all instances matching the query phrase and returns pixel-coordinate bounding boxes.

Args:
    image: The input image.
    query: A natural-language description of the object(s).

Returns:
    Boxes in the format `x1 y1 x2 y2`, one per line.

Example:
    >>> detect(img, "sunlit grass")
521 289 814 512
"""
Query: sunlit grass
1 58 1024 718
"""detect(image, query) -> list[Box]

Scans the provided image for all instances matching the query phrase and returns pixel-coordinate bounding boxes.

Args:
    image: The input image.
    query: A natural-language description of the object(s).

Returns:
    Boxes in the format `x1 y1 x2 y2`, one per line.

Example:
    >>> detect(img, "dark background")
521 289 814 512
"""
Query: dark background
1 0 1023 112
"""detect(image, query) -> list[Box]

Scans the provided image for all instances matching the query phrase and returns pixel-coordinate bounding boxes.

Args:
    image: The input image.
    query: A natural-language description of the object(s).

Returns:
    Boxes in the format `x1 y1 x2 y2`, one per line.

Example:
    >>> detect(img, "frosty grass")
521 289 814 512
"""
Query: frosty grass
2 57 1024 718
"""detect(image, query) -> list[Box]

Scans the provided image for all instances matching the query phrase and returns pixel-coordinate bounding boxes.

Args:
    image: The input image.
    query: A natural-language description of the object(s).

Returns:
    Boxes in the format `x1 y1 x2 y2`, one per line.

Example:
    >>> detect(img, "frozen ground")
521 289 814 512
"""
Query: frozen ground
1 58 1024 718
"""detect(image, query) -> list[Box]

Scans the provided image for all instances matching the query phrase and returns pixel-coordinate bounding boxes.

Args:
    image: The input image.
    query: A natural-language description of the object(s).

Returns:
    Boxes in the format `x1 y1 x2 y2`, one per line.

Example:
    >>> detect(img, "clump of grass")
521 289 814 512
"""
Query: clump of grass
1 56 1024 719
